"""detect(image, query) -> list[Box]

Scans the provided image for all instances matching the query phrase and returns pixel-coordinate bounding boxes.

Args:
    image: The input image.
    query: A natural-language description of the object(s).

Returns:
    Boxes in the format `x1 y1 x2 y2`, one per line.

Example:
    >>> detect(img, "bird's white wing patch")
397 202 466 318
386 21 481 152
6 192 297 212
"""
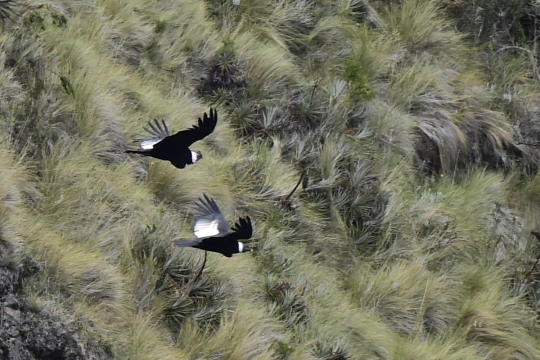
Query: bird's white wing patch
140 138 162 150
194 219 220 238
191 151 199 163
238 242 244 253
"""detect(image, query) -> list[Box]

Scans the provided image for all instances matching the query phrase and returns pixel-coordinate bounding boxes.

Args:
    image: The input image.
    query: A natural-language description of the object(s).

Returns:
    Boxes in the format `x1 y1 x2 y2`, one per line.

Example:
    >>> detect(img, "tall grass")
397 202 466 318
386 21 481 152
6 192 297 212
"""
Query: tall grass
1 0 540 358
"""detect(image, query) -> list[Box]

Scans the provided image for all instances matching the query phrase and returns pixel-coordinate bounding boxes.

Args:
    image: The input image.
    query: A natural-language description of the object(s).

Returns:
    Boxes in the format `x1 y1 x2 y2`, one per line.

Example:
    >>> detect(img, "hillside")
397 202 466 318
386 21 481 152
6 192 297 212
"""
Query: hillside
2 0 540 359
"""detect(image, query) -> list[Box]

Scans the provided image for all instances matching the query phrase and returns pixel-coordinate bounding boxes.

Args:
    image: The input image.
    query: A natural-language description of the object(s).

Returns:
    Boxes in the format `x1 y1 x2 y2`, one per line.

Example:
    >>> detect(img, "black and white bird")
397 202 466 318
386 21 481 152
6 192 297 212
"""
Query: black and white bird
126 108 218 169
174 194 253 257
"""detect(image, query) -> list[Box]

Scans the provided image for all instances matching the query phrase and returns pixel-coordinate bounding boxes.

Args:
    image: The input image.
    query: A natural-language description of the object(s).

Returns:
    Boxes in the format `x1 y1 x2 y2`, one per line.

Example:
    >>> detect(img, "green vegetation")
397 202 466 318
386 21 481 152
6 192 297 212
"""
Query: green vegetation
2 0 540 358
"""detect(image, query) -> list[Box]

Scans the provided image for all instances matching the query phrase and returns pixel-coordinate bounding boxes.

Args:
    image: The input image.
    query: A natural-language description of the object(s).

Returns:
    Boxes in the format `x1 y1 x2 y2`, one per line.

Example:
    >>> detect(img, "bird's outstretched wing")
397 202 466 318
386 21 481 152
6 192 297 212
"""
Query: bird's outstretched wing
135 118 171 150
153 108 217 151
230 217 253 240
193 194 230 239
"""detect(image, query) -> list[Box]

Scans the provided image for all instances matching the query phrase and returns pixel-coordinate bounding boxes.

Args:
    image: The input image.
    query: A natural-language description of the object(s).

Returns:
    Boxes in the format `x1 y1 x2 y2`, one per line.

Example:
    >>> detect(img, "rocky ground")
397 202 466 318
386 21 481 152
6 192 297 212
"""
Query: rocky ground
0 239 112 360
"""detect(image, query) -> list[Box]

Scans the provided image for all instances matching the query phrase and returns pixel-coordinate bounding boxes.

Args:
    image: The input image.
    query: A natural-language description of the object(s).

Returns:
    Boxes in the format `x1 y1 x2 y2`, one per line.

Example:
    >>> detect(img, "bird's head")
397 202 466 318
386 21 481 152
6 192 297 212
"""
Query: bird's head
191 150 203 163
238 242 253 253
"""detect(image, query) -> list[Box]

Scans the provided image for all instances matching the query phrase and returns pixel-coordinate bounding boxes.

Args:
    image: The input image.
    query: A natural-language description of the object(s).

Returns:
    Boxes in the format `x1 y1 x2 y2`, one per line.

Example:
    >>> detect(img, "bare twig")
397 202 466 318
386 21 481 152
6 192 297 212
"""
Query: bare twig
192 251 207 286
308 79 322 107
285 171 306 202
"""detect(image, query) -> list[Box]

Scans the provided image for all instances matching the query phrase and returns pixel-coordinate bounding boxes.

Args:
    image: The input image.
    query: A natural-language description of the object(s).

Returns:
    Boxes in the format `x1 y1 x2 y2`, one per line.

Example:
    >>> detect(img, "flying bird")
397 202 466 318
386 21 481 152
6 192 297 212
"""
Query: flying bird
174 194 253 257
126 108 218 169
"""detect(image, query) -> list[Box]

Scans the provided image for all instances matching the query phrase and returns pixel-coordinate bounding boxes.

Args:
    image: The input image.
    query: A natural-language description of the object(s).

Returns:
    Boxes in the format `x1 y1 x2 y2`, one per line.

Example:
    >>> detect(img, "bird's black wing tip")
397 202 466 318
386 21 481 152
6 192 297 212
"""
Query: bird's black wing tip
196 194 221 214
143 118 169 138
231 216 252 233
200 108 218 134
194 194 220 217
200 193 213 208
209 107 217 119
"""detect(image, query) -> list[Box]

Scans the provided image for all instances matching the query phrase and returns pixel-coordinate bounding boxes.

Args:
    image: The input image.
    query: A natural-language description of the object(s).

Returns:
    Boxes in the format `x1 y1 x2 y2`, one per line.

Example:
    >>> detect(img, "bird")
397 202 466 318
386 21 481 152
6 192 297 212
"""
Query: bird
174 194 253 257
125 108 218 169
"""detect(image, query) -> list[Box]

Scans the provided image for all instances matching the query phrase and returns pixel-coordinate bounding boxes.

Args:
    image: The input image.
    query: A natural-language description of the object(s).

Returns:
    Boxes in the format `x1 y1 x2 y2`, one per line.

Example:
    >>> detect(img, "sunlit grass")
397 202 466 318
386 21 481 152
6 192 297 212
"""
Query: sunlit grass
1 0 540 358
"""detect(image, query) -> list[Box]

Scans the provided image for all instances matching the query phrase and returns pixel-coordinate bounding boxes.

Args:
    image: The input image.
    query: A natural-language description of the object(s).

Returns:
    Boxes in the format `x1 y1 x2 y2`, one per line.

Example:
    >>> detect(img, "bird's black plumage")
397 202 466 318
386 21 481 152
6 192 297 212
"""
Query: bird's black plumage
174 217 253 257
174 195 253 257
126 108 218 169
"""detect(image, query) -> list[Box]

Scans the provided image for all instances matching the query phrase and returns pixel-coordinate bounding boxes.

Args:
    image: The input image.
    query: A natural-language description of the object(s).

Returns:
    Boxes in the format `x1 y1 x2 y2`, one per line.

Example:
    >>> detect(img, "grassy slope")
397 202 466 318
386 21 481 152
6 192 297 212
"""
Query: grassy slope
2 0 540 359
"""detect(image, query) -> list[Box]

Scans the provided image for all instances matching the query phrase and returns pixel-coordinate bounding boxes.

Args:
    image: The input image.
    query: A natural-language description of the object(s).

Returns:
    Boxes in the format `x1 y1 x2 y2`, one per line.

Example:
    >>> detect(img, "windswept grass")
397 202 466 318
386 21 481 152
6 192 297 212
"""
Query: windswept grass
1 0 540 358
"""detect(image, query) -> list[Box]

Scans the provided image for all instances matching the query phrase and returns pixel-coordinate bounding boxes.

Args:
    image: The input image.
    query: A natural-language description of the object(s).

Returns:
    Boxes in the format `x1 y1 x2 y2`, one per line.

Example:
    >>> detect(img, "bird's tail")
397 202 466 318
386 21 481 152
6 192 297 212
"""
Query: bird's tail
125 149 151 155
173 239 200 247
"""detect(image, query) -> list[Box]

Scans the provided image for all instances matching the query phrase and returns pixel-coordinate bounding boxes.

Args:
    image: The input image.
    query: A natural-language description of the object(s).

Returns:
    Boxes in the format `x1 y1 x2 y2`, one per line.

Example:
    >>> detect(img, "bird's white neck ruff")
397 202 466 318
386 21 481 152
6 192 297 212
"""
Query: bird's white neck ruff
238 242 244 253
191 151 199 163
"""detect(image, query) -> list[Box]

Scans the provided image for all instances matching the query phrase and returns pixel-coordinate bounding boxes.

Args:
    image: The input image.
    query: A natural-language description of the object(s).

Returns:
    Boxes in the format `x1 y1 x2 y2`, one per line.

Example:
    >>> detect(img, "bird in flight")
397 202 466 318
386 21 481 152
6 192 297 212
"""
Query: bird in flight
126 108 218 169
174 194 253 257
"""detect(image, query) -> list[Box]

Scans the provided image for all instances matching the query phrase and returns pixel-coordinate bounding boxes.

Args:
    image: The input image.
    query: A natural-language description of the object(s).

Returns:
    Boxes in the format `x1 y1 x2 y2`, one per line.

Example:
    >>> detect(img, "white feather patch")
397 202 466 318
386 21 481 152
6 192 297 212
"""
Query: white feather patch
191 151 199 163
238 242 244 253
194 219 220 238
140 139 161 150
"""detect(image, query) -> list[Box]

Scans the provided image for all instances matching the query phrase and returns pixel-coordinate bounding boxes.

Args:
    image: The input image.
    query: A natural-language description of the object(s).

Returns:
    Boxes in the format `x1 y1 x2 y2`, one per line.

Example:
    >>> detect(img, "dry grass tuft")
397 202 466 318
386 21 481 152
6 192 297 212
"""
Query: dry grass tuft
0 0 540 358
